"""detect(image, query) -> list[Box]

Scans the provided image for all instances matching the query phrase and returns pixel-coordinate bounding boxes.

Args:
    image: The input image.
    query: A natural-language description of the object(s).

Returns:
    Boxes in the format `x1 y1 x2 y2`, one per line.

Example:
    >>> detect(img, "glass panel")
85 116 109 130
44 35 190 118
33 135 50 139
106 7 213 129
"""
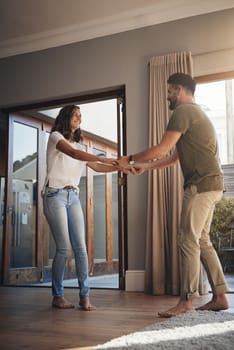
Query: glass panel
79 143 87 223
112 173 118 260
195 80 234 165
10 122 38 268
0 114 7 281
44 131 55 278
0 177 5 279
40 99 119 289
79 176 87 224
94 173 106 261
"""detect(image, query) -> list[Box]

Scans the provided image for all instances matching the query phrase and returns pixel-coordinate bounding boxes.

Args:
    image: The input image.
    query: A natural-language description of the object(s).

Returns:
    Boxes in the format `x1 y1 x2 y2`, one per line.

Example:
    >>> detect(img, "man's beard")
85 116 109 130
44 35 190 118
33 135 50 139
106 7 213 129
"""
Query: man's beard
168 96 178 110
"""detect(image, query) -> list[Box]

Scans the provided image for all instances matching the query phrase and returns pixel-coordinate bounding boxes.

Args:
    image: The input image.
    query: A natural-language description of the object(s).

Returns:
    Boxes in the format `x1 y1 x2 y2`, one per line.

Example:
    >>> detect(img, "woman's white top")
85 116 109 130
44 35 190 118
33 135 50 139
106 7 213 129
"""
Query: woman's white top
45 131 86 189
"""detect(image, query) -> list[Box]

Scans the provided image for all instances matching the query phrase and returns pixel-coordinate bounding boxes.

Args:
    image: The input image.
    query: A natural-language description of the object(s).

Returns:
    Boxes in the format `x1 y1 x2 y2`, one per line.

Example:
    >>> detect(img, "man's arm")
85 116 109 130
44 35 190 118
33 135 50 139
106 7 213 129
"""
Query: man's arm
117 130 182 168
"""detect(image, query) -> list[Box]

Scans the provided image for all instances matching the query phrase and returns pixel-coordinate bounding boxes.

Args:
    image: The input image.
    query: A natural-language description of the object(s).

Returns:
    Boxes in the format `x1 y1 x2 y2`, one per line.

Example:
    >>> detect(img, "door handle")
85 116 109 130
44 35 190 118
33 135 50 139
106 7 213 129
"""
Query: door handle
118 177 126 186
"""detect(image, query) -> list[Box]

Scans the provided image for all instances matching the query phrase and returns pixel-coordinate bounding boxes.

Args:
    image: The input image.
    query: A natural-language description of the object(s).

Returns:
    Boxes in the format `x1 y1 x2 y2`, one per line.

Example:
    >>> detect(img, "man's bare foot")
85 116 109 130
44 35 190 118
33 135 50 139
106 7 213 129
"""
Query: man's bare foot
79 297 96 311
196 294 229 311
158 300 194 318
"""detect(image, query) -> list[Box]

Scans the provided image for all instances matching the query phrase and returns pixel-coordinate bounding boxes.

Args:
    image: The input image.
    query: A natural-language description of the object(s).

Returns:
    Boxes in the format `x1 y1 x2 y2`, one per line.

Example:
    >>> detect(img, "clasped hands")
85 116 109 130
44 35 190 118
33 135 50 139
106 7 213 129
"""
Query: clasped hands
111 156 144 175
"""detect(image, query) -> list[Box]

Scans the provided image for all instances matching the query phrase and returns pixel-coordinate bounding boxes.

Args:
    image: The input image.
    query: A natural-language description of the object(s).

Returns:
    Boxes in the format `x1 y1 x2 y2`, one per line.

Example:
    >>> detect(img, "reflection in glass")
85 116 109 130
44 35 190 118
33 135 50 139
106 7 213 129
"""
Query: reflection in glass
10 122 38 268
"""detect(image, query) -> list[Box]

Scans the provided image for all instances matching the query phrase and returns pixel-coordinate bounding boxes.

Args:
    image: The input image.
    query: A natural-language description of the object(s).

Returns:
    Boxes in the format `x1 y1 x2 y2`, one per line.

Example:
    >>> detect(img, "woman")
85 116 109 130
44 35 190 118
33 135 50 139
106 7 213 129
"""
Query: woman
43 104 123 310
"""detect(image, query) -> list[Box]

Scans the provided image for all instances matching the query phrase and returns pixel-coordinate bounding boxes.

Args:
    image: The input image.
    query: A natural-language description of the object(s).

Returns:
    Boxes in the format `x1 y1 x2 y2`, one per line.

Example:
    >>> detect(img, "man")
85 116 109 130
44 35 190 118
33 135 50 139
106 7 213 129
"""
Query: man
117 73 229 317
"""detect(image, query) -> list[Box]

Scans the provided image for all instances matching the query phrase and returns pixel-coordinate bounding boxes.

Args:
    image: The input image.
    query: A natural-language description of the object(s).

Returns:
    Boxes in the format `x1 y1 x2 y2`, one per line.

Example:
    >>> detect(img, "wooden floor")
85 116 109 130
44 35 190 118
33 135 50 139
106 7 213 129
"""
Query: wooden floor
0 286 234 350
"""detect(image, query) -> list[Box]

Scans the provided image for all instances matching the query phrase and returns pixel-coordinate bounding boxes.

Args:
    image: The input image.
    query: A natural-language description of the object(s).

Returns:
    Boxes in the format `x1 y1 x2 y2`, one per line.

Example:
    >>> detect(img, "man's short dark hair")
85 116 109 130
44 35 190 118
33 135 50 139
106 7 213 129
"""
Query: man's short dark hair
167 73 196 95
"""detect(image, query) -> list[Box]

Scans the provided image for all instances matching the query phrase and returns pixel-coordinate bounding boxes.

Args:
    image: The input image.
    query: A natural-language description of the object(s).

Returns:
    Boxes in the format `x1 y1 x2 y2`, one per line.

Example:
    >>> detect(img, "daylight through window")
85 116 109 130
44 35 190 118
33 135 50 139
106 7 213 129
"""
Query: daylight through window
195 79 234 165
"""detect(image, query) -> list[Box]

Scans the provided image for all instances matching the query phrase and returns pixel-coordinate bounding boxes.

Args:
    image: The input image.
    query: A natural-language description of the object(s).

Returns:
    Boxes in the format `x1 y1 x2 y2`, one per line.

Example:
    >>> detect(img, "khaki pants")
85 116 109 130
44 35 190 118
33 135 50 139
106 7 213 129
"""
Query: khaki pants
178 185 228 300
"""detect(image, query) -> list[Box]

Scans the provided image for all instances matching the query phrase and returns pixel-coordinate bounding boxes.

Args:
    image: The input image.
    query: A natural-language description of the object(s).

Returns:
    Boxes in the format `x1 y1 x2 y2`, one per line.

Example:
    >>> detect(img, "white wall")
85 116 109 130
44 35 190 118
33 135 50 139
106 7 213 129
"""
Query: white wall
0 9 234 270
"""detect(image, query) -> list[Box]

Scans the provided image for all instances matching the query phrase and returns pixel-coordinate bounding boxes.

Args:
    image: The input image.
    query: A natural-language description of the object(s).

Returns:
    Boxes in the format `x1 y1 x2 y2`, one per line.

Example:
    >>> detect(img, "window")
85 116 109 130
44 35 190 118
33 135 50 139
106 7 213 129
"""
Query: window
195 76 234 165
195 74 234 278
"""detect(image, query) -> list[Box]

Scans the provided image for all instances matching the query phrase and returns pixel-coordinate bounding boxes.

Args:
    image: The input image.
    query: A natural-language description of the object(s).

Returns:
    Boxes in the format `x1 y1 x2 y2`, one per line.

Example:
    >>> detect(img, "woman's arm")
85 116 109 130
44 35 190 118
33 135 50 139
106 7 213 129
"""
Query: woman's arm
56 139 115 164
87 161 129 174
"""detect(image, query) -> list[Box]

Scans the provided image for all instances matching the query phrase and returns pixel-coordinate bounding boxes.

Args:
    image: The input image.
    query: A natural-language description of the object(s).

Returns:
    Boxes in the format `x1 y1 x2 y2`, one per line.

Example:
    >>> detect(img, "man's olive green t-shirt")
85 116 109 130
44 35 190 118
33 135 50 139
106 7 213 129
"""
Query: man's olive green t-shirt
166 103 224 193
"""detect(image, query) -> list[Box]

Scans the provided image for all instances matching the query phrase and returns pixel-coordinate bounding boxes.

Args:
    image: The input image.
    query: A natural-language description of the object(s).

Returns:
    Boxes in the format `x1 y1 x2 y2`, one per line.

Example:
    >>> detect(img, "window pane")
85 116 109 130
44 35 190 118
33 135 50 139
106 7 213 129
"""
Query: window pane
112 173 118 260
94 174 106 261
11 122 38 268
196 79 234 284
195 80 234 165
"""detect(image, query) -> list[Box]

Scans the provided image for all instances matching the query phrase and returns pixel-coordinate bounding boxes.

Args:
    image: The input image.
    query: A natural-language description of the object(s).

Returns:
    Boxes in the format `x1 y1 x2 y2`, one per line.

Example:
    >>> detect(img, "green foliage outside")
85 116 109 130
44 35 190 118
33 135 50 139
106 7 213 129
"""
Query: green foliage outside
210 196 234 271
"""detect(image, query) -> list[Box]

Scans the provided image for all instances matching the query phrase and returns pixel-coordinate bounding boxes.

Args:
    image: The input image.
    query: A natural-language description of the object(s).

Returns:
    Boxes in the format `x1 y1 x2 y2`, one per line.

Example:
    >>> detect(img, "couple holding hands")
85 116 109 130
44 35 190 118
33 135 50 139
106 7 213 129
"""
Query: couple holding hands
44 72 228 316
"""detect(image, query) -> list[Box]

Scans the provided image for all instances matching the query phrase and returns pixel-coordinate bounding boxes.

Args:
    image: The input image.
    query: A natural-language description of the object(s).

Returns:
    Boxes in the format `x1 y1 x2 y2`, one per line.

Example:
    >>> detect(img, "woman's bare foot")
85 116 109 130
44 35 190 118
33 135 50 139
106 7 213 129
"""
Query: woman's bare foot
79 297 96 311
52 296 75 309
196 294 229 311
158 300 194 318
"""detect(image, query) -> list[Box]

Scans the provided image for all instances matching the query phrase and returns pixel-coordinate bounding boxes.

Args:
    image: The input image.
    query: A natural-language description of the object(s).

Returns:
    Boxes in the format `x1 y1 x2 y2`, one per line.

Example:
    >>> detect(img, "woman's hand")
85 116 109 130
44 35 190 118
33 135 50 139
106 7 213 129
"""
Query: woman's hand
97 156 117 165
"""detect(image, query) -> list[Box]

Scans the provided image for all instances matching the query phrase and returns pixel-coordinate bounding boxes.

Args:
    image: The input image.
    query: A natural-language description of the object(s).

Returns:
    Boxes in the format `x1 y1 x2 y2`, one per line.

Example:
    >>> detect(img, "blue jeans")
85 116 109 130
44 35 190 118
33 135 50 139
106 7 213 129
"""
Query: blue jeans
43 187 89 299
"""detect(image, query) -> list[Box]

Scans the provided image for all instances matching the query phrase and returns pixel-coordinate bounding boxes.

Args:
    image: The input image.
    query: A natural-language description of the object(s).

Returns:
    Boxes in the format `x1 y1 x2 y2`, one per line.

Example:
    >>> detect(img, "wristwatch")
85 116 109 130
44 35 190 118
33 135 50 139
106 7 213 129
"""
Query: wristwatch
128 155 135 165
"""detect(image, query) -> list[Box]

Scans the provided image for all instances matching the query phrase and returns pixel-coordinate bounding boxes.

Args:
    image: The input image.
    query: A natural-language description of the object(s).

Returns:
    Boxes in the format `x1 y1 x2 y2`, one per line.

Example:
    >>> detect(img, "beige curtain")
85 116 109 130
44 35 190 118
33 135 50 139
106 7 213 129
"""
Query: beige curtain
144 52 193 295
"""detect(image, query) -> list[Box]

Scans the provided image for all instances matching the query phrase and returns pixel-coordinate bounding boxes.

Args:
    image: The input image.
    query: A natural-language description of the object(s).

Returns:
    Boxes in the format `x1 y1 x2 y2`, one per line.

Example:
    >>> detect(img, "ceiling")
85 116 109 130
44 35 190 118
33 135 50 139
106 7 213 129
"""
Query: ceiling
1 0 234 59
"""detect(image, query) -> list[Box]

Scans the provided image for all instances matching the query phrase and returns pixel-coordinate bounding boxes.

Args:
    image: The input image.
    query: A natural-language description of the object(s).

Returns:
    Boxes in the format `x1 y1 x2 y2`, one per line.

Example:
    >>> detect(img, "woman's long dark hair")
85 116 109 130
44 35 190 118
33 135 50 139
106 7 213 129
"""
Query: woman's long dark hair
51 104 82 142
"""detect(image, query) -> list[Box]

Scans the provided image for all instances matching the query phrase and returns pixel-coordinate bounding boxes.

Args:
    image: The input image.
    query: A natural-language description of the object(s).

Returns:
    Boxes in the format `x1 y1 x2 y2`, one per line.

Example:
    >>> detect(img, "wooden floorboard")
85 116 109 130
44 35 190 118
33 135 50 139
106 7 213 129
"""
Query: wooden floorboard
0 286 234 350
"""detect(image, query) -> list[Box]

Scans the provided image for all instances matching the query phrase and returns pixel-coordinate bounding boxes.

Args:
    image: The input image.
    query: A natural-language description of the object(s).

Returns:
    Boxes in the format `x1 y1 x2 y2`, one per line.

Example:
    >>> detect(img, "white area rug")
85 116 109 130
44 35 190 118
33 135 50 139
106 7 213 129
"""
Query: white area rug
95 311 234 349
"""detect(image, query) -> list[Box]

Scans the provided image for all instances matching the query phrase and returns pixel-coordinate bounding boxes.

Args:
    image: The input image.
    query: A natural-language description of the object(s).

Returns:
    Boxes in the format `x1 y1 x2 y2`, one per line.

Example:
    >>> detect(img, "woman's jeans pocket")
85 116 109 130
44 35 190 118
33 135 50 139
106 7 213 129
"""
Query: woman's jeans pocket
45 187 59 197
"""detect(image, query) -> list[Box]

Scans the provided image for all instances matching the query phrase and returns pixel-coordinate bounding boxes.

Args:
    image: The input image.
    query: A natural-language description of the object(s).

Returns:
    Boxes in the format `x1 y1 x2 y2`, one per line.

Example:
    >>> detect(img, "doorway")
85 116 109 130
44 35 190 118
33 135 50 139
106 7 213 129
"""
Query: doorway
1 87 127 289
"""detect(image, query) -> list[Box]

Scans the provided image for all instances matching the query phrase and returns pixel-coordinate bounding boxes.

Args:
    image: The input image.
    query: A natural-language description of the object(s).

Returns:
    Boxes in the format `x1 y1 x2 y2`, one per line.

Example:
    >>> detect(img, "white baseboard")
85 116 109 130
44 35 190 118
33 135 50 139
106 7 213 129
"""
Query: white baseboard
125 270 145 292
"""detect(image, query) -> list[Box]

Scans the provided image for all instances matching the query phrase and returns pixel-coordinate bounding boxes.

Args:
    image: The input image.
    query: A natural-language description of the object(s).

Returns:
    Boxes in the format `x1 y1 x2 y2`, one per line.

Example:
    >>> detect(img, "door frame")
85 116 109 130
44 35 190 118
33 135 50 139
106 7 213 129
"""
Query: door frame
2 85 128 289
